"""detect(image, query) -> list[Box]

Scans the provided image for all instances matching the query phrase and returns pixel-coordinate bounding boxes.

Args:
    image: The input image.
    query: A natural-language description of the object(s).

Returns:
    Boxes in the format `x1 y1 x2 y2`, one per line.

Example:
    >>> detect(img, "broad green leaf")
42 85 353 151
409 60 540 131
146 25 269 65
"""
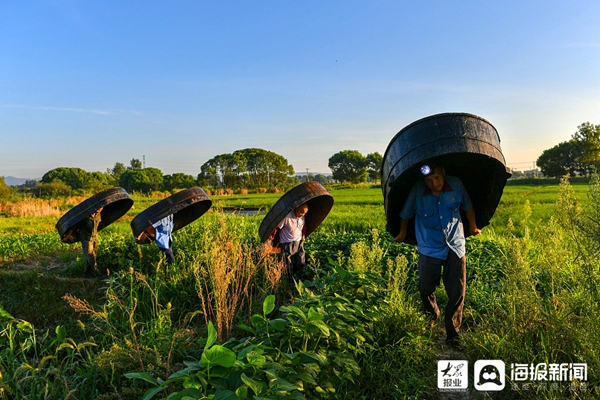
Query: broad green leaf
237 323 255 334
251 314 267 327
235 385 248 399
246 353 266 367
168 364 201 379
264 369 279 380
202 344 236 368
299 351 327 365
305 323 321 334
293 370 317 385
307 307 323 321
308 320 330 336
269 378 298 392
214 389 238 400
263 294 275 316
125 372 157 385
241 373 264 395
140 385 168 400
280 305 306 320
55 325 67 342
269 318 288 331
236 344 254 360
205 321 217 352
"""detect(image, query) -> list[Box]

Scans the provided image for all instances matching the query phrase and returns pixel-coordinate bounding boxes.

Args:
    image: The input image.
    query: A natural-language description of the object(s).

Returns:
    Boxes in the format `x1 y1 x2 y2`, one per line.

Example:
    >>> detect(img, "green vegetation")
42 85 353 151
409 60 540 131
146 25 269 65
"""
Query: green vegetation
536 122 600 177
327 150 382 183
198 148 295 190
0 181 598 398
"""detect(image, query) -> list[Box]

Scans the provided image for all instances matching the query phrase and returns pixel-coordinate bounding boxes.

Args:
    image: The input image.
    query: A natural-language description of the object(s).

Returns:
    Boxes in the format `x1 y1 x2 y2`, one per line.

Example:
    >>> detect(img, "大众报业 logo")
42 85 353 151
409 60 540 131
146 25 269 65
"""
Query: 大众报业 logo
438 360 468 390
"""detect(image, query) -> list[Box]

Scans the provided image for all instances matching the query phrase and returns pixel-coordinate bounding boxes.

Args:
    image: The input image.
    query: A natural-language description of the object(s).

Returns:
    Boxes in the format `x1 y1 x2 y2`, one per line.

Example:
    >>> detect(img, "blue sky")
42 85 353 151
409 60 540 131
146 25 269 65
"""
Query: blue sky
2 1 599 179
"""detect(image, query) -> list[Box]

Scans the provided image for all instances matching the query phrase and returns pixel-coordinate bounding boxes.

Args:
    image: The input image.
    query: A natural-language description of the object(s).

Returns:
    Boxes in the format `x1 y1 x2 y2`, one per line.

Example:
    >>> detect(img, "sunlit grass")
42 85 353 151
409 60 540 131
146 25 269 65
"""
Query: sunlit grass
1 179 599 399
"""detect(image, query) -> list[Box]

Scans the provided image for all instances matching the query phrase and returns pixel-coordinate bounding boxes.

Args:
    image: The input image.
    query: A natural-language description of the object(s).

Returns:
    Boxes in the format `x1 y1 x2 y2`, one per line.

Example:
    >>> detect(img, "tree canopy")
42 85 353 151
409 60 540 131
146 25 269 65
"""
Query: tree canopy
119 167 164 193
537 140 585 178
366 152 383 181
108 162 126 180
572 122 600 171
163 173 197 191
536 122 600 178
197 148 294 189
130 158 143 169
41 167 89 190
41 167 113 190
328 150 368 183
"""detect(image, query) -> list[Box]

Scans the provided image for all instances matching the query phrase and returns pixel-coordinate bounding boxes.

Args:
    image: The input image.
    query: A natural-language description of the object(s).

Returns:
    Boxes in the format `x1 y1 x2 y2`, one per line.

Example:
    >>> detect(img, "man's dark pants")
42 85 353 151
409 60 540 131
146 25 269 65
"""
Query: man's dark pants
280 240 305 281
159 239 174 264
418 251 466 340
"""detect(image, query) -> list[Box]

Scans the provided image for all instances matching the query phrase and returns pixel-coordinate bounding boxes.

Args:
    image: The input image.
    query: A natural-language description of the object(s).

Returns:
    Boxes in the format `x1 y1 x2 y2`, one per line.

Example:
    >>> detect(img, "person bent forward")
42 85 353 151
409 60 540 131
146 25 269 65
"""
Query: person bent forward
278 204 308 282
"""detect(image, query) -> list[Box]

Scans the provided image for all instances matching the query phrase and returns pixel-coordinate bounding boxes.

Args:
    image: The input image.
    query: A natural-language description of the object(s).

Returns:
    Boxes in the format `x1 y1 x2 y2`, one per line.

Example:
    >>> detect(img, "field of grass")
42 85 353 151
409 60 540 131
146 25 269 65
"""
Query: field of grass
0 180 598 399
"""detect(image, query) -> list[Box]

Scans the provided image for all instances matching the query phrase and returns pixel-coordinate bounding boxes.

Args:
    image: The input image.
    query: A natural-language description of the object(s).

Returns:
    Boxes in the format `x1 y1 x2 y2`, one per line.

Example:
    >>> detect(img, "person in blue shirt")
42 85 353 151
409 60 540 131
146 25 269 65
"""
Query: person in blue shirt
152 214 175 264
394 164 481 346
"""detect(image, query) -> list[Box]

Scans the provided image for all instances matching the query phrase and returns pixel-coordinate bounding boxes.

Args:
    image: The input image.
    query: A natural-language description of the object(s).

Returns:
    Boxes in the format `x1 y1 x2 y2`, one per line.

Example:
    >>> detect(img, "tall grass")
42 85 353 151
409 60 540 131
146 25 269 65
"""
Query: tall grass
463 176 600 399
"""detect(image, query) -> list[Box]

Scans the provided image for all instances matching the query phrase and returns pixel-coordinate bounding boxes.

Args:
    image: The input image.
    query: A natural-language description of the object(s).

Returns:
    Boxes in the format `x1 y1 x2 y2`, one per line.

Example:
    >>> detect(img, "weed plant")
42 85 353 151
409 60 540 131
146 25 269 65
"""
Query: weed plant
463 176 600 399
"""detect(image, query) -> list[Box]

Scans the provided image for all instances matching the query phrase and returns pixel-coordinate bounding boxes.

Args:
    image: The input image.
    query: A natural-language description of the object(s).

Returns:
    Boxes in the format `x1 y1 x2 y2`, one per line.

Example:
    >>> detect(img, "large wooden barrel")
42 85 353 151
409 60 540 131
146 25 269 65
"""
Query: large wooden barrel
259 182 334 247
56 187 134 243
131 187 212 244
381 112 511 244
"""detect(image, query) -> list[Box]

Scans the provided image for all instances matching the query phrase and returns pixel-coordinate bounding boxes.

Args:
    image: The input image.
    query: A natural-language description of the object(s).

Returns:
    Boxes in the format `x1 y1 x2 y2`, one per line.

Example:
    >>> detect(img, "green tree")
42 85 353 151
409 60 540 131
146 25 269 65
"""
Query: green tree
108 162 127 180
41 167 89 190
0 176 12 198
237 148 294 188
197 154 236 188
313 174 330 185
119 168 164 193
84 171 114 191
572 122 600 172
163 173 196 191
198 149 294 189
130 158 143 169
536 140 585 178
328 150 368 183
366 152 383 181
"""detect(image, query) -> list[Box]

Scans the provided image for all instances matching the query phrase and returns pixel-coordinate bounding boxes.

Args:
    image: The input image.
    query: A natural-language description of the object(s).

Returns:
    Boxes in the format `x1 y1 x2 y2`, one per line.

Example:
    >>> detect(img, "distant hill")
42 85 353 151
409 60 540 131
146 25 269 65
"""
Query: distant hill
2 176 39 186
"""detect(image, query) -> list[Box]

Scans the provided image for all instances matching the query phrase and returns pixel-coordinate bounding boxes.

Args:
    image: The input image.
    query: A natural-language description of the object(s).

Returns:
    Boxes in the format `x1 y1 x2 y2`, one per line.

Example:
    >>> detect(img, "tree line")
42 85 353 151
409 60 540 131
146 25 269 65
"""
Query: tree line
536 122 600 178
2 147 385 198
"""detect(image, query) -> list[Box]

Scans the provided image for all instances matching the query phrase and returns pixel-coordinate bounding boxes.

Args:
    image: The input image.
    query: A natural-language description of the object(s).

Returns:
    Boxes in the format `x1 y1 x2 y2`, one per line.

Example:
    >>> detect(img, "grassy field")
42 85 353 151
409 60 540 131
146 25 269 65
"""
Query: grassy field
0 181 598 399
1 182 590 239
